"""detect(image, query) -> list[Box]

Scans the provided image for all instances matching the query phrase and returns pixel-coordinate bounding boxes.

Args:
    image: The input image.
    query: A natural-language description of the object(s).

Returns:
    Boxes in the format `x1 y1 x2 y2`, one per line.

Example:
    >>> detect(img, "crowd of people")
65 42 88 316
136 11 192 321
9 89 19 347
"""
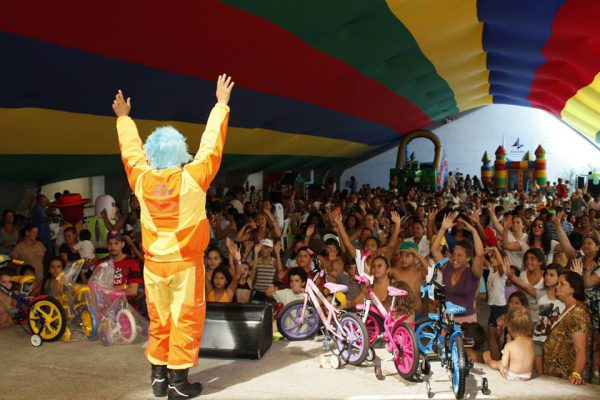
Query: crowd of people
1 173 599 386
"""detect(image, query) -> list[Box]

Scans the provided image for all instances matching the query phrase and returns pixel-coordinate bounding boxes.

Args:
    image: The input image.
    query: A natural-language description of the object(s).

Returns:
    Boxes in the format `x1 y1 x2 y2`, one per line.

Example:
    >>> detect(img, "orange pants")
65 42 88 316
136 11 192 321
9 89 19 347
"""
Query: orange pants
144 266 206 369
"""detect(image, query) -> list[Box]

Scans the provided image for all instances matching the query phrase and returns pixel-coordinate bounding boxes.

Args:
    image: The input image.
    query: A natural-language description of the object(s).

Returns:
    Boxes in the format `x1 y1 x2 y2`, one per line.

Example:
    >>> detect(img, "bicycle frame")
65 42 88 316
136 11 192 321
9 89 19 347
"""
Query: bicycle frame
299 277 346 342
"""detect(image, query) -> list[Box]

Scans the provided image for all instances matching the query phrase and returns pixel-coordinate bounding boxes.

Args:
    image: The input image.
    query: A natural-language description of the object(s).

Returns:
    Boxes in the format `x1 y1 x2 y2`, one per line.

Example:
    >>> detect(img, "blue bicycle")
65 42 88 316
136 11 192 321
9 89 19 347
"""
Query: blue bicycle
415 258 489 399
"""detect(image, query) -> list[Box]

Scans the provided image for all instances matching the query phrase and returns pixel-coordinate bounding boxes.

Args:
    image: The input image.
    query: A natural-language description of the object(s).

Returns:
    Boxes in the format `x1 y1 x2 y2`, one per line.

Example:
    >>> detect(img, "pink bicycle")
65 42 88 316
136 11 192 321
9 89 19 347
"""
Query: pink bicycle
354 274 419 381
277 261 369 368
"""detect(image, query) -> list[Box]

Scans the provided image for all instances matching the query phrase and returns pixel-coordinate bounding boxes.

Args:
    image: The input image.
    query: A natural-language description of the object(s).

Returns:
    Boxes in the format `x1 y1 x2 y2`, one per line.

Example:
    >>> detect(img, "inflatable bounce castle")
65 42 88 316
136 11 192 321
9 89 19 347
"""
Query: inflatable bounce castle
390 130 445 192
481 145 547 192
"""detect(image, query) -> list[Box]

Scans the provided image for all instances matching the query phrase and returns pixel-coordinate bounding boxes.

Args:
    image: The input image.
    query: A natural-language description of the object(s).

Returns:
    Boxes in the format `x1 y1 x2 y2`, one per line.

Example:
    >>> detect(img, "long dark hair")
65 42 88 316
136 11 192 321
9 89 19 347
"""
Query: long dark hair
527 217 552 255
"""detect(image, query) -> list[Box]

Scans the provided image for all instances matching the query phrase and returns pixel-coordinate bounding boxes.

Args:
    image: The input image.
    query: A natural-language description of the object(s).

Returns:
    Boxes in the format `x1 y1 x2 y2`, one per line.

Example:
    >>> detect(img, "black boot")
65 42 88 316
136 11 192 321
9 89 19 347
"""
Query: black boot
151 364 168 397
167 368 203 400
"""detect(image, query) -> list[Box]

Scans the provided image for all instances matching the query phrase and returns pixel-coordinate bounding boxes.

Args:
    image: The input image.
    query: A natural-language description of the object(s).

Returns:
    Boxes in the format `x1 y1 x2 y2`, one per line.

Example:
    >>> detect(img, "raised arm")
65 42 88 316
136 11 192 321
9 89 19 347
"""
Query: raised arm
501 215 523 251
113 90 150 189
552 211 576 260
274 241 285 281
184 75 234 190
384 211 402 259
426 208 439 240
459 217 485 278
486 204 503 235
329 209 357 256
431 212 457 262
502 256 537 297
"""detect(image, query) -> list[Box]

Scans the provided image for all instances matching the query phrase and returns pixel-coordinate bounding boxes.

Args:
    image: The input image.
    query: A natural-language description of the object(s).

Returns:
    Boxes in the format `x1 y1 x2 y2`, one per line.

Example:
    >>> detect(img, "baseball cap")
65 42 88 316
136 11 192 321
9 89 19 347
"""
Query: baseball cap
260 238 274 248
107 231 125 242
399 241 419 252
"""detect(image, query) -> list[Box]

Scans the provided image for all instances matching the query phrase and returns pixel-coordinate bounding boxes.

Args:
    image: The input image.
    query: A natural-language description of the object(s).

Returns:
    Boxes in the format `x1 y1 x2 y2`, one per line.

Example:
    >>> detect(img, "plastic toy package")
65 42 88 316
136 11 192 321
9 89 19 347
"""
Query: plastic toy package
88 260 148 346
50 259 98 342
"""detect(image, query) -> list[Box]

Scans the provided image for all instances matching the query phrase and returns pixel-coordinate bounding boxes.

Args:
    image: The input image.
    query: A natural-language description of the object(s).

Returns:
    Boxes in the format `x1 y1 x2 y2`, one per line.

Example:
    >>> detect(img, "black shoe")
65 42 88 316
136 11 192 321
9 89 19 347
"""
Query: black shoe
151 364 168 397
167 368 203 400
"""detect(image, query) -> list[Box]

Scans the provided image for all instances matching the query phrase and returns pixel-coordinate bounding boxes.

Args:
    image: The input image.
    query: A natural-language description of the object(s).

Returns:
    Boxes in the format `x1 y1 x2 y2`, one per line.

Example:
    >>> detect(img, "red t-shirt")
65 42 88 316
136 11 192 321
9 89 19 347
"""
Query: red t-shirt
96 256 143 288
556 183 567 198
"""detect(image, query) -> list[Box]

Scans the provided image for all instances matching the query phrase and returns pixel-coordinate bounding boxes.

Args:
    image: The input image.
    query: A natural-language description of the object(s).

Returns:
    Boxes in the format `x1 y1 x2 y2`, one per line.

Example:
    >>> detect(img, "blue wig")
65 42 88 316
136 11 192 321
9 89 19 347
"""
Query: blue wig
144 126 192 169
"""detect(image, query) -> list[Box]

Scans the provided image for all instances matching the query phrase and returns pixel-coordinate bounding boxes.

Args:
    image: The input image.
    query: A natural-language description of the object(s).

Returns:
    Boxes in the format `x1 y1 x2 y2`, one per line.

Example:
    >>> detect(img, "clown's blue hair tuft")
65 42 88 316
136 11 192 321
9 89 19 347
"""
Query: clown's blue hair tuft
144 126 192 169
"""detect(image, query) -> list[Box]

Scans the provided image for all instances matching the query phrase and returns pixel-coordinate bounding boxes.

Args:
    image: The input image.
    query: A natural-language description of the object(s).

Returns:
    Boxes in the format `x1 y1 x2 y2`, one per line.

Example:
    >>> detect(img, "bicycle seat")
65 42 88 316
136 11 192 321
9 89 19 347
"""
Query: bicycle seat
445 301 466 315
324 282 348 293
11 275 35 285
387 287 408 297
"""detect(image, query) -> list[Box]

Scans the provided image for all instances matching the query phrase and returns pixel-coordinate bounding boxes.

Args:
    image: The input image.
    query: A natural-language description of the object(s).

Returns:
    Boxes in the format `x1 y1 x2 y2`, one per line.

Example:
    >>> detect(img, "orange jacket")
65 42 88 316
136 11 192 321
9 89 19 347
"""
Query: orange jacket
116 103 229 277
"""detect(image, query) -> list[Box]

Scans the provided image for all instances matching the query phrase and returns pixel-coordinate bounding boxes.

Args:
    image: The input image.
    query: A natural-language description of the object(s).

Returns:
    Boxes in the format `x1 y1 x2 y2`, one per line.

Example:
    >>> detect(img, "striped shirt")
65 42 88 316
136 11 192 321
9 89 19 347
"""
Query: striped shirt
254 257 276 292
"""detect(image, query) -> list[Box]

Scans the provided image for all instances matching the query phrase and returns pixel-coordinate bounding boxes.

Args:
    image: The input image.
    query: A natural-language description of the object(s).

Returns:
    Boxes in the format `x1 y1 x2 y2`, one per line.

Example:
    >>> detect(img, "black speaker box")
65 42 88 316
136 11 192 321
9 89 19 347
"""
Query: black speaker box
199 303 273 359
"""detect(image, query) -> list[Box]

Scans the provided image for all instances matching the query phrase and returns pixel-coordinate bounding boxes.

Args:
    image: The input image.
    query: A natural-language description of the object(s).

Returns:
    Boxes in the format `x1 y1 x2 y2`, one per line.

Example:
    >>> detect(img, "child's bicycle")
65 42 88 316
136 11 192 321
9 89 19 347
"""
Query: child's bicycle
277 258 369 368
0 257 66 346
354 274 419 381
52 259 98 341
352 249 419 381
415 258 490 399
88 260 137 345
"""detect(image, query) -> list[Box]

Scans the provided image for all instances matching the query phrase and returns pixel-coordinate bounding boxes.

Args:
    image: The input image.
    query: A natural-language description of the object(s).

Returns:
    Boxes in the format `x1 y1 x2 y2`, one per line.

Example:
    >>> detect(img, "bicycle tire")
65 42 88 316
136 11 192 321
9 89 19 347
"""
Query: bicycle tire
28 296 67 342
450 335 467 400
392 321 419 380
335 312 369 365
277 300 320 341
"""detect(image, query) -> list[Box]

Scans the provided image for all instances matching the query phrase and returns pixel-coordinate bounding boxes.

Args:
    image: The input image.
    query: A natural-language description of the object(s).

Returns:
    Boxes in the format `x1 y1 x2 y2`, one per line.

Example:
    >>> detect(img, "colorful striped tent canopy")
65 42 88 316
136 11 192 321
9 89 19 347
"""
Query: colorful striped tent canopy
2 0 600 183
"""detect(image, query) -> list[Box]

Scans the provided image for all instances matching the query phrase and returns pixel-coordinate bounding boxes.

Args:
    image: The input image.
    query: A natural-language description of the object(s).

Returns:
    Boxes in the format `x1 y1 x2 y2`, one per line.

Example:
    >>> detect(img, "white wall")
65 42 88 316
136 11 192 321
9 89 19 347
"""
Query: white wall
341 104 600 189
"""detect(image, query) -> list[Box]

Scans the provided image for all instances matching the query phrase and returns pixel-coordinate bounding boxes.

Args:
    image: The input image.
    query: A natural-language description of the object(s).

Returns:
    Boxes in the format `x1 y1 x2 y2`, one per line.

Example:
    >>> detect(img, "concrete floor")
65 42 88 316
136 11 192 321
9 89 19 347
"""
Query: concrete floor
0 326 599 400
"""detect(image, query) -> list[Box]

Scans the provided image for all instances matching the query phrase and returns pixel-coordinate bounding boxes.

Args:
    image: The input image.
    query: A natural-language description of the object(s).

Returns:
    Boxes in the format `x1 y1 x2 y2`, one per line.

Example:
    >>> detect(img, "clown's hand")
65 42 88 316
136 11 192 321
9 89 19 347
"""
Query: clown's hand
112 90 131 117
216 74 235 105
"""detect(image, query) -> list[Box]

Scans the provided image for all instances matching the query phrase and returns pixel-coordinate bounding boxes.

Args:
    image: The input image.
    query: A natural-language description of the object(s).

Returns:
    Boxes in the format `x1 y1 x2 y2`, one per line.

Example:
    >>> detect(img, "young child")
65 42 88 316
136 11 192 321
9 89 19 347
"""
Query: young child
0 270 14 329
490 291 530 357
225 237 253 304
205 264 243 303
266 267 307 306
251 239 283 303
486 249 508 360
505 262 565 375
74 229 95 261
389 242 428 317
18 264 38 295
484 305 535 381
42 257 65 295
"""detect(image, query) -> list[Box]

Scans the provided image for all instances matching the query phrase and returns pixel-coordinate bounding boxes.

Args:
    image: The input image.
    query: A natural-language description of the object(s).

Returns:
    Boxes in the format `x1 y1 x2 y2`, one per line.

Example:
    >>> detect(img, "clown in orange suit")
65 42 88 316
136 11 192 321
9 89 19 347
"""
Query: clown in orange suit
112 75 234 399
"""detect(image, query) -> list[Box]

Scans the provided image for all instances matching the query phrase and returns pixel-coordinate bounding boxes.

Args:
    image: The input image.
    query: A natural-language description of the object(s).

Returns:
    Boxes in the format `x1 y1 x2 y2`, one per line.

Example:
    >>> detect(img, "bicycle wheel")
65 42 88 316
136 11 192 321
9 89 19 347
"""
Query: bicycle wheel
28 296 67 342
80 306 98 339
392 321 419 380
117 309 137 343
450 335 467 400
335 312 369 365
365 312 384 347
277 300 320 341
415 319 437 355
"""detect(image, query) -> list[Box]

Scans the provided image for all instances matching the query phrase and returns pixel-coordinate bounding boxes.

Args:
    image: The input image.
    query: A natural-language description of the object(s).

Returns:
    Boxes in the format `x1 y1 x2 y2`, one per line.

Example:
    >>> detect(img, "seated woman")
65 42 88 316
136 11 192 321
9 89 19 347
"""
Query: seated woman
543 271 592 385
431 212 485 362
430 212 484 324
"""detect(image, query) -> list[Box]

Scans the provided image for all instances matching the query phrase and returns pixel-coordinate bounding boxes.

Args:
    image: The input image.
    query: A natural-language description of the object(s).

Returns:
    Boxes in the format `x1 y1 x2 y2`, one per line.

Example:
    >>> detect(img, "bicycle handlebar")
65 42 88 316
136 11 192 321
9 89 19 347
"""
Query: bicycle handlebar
0 256 24 266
